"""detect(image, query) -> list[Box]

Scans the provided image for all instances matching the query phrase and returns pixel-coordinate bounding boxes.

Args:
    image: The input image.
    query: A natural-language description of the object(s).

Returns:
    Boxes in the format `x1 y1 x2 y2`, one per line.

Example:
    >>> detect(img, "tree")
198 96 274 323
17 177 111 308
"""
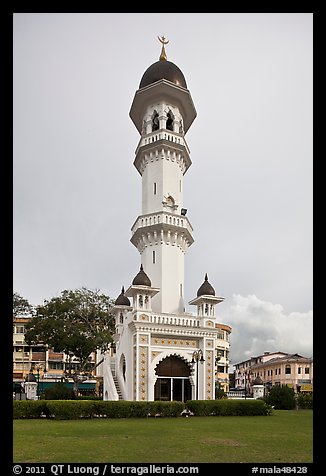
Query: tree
25 287 115 394
265 384 296 410
13 292 34 317
44 382 75 400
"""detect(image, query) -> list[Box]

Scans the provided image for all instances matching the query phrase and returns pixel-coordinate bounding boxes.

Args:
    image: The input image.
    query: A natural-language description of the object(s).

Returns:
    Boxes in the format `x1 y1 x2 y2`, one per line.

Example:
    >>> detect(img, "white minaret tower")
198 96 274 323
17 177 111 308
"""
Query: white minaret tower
129 37 197 315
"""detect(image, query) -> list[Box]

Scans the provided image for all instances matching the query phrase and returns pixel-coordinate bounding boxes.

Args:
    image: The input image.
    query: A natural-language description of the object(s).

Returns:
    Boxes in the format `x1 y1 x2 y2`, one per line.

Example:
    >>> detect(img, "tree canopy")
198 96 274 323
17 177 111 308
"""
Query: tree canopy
24 287 115 385
13 292 34 317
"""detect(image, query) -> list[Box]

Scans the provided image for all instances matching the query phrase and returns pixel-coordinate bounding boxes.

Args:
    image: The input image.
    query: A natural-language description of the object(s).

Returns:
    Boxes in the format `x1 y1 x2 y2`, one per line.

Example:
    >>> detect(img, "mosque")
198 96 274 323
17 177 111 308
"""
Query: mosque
102 37 232 401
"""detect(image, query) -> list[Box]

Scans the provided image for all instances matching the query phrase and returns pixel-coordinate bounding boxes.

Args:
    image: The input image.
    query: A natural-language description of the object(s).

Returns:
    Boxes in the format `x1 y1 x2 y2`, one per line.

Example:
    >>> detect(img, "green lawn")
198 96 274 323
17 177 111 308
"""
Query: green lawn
13 410 313 463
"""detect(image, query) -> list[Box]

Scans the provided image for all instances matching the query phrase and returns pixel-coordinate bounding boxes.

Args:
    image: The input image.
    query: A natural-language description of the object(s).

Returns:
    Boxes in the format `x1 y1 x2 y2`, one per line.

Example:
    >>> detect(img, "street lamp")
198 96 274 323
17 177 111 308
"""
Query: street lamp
191 349 205 400
34 364 44 397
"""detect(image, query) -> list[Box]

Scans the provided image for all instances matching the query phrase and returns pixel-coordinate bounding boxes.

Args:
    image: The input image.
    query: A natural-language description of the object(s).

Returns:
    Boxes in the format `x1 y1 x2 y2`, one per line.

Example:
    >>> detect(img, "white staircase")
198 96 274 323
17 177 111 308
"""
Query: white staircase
103 354 121 401
112 373 123 400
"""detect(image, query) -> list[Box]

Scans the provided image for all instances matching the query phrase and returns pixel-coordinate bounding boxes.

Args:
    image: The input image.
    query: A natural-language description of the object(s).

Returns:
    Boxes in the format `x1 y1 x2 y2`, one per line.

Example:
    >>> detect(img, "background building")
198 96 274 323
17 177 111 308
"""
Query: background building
234 351 313 395
13 315 98 397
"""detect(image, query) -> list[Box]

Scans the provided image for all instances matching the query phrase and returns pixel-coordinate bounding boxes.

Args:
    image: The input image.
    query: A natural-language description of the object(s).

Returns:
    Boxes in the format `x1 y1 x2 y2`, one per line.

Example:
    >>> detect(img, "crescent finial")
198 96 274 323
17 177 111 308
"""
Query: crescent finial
158 35 169 61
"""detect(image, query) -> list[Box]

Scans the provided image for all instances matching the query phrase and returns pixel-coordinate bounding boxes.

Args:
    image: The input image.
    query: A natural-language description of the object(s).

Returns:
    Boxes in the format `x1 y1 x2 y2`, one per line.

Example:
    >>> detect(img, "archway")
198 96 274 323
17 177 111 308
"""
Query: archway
154 355 192 402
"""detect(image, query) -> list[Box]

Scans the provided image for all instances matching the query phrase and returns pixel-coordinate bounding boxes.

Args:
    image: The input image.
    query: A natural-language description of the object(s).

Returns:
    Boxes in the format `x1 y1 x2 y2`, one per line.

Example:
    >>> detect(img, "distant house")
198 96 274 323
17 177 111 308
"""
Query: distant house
234 351 313 395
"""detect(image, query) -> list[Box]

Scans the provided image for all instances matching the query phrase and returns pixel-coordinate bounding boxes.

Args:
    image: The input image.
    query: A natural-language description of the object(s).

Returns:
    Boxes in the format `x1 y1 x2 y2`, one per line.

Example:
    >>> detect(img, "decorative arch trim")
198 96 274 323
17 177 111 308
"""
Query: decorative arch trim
150 349 194 379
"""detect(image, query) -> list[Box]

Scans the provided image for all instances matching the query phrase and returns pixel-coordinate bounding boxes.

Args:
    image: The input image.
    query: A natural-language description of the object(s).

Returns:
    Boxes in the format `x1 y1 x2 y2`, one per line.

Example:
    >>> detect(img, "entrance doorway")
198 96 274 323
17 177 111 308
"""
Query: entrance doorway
154 355 192 402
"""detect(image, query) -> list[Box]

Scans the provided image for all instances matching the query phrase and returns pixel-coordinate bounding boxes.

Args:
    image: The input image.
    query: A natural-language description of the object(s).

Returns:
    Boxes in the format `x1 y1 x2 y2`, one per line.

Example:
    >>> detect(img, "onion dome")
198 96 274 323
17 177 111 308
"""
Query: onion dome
140 61 187 89
197 273 216 297
115 286 130 306
139 36 187 89
132 264 151 287
253 376 264 385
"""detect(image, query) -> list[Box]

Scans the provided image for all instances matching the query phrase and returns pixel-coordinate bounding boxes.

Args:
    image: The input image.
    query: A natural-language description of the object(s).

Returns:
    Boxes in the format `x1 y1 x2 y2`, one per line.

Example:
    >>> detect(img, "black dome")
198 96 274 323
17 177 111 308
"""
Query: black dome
115 286 130 306
132 265 151 287
253 376 264 385
197 274 216 297
139 60 187 89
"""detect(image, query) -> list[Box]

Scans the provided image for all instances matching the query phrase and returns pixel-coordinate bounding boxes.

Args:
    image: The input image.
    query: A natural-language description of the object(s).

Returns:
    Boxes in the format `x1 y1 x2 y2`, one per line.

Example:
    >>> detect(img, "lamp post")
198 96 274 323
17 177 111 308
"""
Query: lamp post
191 349 205 400
34 364 43 398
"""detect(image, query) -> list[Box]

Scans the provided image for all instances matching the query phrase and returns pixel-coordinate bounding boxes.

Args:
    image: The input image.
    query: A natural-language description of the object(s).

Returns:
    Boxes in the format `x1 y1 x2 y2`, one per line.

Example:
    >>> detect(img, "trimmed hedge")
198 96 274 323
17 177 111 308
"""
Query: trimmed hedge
185 399 273 416
13 399 272 419
13 400 50 419
13 400 185 420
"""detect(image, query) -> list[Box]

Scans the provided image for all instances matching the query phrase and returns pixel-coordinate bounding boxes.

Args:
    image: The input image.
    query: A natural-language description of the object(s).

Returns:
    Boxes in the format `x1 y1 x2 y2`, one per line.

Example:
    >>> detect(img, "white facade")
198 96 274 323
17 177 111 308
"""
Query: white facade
253 384 264 399
130 94 194 315
103 42 231 402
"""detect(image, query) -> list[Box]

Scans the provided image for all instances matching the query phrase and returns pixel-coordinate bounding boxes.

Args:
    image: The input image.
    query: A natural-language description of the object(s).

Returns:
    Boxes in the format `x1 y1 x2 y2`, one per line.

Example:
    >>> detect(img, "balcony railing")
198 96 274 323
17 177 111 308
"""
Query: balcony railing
136 130 190 155
148 313 200 327
32 352 46 361
131 211 193 235
48 352 64 361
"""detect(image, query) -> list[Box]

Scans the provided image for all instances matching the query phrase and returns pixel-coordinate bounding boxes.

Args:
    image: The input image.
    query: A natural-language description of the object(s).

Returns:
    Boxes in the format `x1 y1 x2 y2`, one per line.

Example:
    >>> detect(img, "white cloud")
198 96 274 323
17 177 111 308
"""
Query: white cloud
223 294 313 366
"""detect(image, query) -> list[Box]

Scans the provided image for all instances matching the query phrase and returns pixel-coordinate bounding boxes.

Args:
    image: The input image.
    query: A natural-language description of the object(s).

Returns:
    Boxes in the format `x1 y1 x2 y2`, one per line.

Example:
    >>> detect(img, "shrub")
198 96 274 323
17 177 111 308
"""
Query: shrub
215 388 227 399
264 385 296 410
93 400 184 418
13 400 49 419
297 393 313 409
75 395 102 400
93 401 133 418
13 399 274 419
185 399 272 416
46 400 96 419
44 382 75 400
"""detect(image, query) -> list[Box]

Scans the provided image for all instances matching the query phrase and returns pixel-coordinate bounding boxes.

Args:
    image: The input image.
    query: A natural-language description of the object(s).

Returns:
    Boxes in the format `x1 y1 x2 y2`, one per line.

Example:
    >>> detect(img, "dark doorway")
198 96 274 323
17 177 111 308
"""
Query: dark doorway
154 355 192 402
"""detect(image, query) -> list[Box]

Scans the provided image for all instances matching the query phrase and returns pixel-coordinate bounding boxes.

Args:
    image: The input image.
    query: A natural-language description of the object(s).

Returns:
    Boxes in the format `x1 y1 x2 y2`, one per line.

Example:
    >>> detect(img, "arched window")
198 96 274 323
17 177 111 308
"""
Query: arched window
166 111 174 131
166 195 175 207
154 355 192 402
152 111 159 131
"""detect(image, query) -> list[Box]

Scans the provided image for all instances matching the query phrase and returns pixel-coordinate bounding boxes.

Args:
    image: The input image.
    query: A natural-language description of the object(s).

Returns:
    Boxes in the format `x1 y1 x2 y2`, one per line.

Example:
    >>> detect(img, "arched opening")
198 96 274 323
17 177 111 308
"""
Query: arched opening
154 355 192 402
120 354 126 381
165 195 175 208
152 111 159 131
166 111 174 131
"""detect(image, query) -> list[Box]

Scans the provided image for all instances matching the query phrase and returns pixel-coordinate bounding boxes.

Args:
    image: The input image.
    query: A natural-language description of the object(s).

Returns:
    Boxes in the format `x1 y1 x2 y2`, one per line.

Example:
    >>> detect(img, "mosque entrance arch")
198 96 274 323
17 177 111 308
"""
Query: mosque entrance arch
154 355 192 402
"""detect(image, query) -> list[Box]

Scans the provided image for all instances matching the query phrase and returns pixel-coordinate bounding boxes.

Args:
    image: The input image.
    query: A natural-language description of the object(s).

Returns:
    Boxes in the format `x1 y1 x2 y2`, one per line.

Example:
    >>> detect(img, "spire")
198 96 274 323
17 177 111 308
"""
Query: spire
158 35 169 61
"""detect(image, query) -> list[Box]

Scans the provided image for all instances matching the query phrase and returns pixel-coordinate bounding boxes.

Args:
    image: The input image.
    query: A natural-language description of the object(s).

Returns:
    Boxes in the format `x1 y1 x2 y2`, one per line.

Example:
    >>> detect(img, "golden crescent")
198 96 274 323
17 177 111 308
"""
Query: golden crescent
158 35 169 45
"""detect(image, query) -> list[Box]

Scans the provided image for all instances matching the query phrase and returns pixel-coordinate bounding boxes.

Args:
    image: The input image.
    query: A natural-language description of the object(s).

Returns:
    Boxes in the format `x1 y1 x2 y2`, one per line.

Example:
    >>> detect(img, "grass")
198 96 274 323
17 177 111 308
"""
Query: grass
13 410 313 463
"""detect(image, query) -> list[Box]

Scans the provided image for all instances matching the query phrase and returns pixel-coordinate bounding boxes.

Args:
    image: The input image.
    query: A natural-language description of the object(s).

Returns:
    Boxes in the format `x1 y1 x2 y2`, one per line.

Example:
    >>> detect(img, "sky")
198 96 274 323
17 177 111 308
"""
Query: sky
13 12 313 366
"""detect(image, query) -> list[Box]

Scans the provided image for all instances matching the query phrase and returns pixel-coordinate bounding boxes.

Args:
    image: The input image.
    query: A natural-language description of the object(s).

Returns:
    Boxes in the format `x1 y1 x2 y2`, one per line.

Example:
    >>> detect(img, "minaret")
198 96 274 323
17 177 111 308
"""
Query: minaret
129 37 196 315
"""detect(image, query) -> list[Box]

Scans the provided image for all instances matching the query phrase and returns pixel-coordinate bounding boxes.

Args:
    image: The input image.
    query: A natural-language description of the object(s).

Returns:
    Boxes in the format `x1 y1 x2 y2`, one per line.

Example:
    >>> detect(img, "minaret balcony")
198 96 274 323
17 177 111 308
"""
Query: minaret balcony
135 129 190 156
131 211 193 233
131 211 194 251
